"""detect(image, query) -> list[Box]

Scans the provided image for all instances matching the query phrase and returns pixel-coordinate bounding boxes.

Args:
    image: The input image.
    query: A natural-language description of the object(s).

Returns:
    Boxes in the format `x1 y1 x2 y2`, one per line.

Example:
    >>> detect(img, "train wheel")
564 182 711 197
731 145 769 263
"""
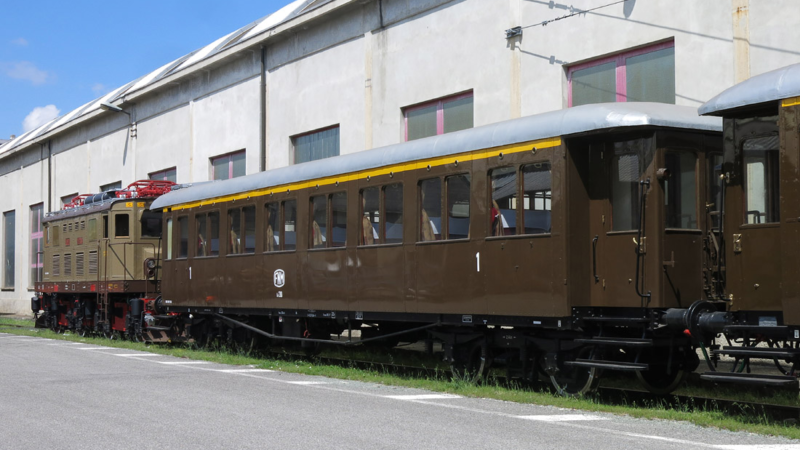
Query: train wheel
77 328 90 338
635 369 686 395
450 340 491 383
548 348 600 396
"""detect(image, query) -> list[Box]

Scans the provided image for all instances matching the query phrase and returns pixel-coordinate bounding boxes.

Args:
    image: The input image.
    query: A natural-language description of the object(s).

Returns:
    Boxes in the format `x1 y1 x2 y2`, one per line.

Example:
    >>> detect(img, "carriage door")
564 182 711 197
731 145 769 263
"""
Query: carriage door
661 149 702 308
728 123 782 313
588 137 652 307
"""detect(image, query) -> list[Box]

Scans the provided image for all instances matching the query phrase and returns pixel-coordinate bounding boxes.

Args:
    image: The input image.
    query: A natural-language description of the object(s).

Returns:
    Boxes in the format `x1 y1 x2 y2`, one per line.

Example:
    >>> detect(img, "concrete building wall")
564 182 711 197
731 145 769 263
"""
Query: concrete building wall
1 0 800 314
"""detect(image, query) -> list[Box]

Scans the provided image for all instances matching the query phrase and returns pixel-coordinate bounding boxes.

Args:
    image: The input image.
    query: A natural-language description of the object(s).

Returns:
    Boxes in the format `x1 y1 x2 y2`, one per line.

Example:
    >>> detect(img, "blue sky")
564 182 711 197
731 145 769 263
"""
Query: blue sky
0 0 288 140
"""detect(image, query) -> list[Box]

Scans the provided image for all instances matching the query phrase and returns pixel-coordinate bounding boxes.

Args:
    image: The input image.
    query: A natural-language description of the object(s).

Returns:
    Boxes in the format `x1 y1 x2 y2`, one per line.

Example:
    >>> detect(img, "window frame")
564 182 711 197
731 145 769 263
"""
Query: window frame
100 181 122 192
567 40 675 107
211 150 246 181
308 192 347 250
3 210 15 289
149 167 177 183
194 210 221 258
29 203 44 287
403 91 474 142
291 125 341 165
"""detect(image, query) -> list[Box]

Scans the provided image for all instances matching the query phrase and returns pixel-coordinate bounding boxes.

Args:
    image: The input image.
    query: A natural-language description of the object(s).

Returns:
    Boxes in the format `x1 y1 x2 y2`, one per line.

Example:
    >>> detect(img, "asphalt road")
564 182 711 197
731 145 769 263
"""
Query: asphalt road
1 332 799 450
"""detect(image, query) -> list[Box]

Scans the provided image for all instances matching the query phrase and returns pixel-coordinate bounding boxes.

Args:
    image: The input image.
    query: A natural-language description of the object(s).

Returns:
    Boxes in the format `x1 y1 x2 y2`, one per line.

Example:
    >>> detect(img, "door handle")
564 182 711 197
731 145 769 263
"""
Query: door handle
592 235 599 282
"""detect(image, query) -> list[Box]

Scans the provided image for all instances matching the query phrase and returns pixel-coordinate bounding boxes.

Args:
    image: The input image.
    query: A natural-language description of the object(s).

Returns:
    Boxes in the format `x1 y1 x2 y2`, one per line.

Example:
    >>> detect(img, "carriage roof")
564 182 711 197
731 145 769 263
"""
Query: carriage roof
152 102 720 210
700 63 800 116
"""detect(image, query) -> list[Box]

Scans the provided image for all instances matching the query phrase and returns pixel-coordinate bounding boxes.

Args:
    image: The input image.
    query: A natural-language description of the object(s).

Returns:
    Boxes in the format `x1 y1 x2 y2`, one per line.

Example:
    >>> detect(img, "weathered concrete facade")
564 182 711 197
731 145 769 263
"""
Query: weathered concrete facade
1 0 799 314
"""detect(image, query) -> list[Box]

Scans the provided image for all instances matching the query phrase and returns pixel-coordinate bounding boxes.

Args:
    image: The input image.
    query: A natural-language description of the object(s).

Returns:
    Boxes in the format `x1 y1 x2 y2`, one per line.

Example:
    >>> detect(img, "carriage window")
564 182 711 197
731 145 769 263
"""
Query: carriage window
743 135 780 224
447 175 471 239
197 213 208 256
166 219 173 260
310 196 327 249
361 187 380 246
522 163 552 234
708 154 723 230
197 212 220 257
265 203 280 252
140 211 162 238
664 152 697 229
88 219 97 241
243 206 256 254
331 192 347 247
384 184 403 244
284 200 297 251
490 167 517 236
178 216 188 258
228 208 242 254
420 178 442 241
612 152 640 231
114 214 130 238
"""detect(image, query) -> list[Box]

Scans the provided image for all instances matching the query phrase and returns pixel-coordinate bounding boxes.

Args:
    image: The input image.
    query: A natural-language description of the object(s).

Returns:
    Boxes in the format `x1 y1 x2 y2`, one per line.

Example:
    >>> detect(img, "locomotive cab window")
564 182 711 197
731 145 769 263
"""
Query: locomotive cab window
664 151 698 229
742 135 780 224
114 213 130 238
140 211 163 238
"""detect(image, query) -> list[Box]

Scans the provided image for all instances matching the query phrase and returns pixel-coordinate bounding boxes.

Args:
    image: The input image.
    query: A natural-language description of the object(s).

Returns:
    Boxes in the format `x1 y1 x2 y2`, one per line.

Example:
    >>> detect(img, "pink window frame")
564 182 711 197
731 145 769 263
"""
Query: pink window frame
211 150 245 180
30 204 43 286
149 167 177 182
567 40 674 107
403 91 474 142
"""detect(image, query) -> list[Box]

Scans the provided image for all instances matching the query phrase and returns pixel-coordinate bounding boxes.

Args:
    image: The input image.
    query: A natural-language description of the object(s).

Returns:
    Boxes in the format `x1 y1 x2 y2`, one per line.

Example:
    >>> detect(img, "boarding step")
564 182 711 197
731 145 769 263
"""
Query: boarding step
563 359 648 371
581 316 652 324
145 326 172 331
699 372 798 387
574 337 653 348
711 346 800 360
723 325 790 336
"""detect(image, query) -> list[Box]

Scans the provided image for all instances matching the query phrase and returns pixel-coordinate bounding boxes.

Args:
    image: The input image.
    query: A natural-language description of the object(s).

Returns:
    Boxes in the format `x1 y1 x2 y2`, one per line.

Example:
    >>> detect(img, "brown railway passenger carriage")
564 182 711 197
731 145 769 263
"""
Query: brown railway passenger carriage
152 103 723 394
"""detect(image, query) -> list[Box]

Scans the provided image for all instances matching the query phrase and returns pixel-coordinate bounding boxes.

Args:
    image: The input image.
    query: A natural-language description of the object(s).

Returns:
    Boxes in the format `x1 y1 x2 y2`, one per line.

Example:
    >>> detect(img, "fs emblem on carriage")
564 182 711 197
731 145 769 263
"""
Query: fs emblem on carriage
273 269 286 288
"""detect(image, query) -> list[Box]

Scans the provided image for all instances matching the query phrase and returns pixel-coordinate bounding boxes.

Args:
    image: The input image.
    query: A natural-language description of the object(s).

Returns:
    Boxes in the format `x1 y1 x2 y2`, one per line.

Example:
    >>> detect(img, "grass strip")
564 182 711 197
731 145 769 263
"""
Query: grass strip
2 317 799 439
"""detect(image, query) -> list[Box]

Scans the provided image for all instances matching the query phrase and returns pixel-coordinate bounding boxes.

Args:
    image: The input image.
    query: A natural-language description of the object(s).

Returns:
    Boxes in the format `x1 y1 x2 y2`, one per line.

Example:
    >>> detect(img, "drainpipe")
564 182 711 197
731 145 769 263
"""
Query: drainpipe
260 45 267 172
47 140 52 213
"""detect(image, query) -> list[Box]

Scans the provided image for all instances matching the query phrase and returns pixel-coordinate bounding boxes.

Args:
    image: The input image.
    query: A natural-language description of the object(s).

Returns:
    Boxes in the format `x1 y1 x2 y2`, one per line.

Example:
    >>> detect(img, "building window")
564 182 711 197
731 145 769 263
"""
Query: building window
292 126 340 165
212 151 246 181
60 193 78 208
30 204 44 286
149 167 177 183
100 181 122 192
568 41 675 107
404 92 474 142
3 210 15 288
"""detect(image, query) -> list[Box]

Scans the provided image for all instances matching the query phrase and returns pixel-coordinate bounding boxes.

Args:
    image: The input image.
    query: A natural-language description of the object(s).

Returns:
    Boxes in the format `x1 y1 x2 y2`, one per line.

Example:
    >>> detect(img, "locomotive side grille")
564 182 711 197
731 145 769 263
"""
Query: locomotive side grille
64 254 72 277
76 252 84 277
89 251 98 275
53 255 60 277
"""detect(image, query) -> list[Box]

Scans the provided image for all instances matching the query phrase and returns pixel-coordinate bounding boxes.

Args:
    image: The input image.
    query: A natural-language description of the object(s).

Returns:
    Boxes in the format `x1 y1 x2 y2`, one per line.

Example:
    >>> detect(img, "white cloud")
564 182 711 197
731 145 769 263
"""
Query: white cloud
91 83 109 95
22 105 60 132
2 61 51 85
11 38 29 46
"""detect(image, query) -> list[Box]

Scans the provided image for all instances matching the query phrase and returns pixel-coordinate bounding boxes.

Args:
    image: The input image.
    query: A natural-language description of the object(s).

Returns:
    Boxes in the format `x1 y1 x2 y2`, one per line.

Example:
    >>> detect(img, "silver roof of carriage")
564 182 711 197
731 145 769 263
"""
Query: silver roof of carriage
1 0 333 155
699 63 800 116
152 102 721 209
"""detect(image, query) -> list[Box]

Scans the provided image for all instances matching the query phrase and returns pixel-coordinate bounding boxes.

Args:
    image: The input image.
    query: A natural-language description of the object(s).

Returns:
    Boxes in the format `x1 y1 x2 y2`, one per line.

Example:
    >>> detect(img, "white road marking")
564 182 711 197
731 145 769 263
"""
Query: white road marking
113 353 162 357
155 361 209 365
286 381 328 385
516 414 606 422
75 347 114 350
385 394 461 400
715 446 800 449
215 369 275 373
